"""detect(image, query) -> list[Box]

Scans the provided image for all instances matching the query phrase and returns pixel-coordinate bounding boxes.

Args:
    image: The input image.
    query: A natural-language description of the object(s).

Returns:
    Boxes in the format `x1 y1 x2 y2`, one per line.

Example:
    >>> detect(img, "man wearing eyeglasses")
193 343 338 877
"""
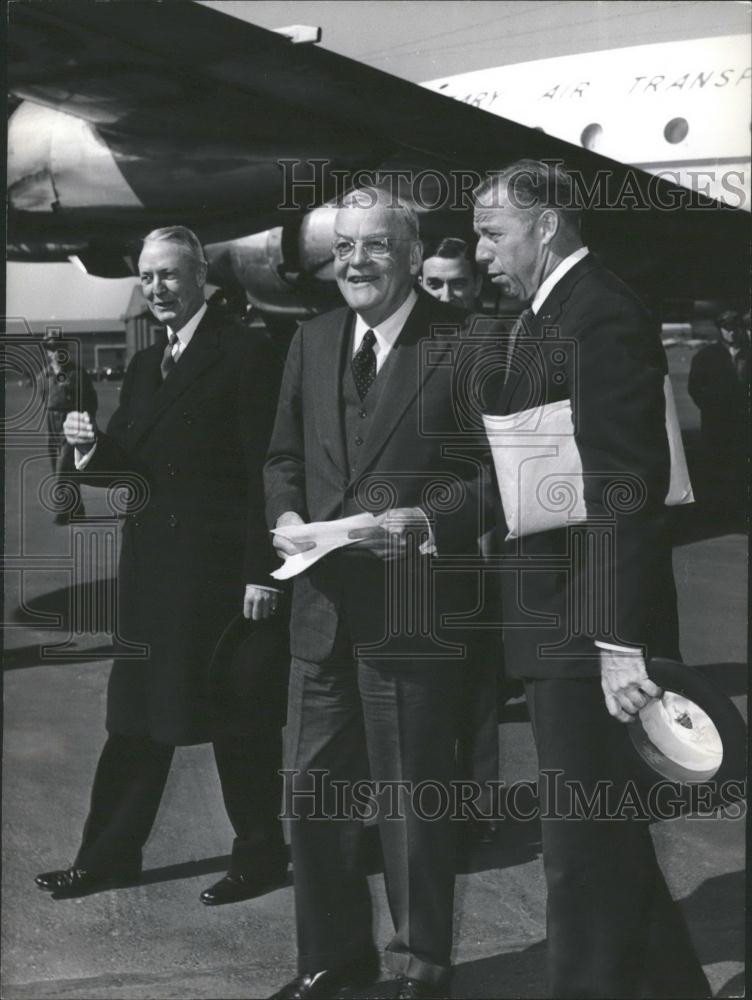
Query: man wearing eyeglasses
265 188 490 1000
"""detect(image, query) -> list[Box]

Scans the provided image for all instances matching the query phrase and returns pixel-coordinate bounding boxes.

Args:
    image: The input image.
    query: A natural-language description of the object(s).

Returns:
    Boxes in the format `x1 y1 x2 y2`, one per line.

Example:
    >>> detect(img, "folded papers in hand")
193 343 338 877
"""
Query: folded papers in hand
270 512 380 580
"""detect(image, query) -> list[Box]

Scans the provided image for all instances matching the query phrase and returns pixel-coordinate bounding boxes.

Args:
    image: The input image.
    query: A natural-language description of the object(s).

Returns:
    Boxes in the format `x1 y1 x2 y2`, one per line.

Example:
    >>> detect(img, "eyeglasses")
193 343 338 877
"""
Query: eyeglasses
331 237 411 261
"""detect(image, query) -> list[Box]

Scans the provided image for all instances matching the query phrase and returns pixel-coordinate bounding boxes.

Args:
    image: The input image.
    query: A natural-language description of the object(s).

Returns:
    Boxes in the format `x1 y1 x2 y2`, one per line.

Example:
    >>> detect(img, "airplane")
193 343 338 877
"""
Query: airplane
6 1 750 330
423 34 750 212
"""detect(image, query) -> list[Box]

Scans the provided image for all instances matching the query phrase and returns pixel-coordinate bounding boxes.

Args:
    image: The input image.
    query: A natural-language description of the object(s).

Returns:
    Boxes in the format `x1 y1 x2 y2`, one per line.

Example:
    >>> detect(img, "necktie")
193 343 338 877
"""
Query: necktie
160 331 179 380
505 307 534 384
352 329 377 400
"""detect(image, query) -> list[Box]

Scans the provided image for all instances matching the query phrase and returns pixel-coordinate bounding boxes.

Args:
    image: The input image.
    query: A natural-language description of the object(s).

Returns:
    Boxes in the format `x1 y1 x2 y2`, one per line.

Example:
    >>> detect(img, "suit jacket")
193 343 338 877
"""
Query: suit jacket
264 291 492 666
63 304 281 743
495 255 679 678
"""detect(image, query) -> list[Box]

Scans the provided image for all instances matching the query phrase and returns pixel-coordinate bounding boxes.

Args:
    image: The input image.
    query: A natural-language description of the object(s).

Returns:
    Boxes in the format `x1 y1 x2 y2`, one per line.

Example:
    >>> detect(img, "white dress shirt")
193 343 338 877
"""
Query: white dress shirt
352 289 418 370
530 247 638 655
75 303 207 470
351 289 437 552
166 301 207 359
531 246 589 315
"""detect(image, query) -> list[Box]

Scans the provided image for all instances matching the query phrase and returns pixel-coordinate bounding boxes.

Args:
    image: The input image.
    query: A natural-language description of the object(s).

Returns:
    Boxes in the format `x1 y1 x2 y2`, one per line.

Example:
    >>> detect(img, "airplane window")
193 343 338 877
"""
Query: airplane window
664 118 689 144
580 123 604 151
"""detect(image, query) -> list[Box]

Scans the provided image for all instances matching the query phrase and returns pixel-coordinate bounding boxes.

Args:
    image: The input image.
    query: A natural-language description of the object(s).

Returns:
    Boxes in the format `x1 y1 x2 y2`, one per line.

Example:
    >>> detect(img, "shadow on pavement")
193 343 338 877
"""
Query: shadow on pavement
450 943 549 999
671 430 747 546
456 815 541 875
348 942 548 998
2 642 115 670
138 854 234 887
44 856 237 900
716 971 745 998
681 869 746 969
8 579 118 624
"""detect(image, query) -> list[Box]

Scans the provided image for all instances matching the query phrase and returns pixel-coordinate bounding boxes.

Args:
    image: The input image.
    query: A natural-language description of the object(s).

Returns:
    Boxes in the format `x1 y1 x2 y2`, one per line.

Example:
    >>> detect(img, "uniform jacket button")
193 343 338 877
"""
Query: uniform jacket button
168 513 178 528
167 463 177 477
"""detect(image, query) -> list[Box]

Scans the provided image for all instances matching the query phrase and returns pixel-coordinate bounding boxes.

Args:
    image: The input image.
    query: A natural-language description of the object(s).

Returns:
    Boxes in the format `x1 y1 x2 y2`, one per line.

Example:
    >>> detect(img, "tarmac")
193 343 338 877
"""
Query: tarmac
1 347 747 999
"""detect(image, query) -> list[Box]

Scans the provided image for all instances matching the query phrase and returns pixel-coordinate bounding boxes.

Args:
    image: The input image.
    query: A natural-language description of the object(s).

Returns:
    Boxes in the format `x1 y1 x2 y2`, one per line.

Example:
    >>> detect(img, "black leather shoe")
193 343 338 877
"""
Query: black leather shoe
269 954 380 998
395 977 448 999
200 863 289 905
35 865 139 897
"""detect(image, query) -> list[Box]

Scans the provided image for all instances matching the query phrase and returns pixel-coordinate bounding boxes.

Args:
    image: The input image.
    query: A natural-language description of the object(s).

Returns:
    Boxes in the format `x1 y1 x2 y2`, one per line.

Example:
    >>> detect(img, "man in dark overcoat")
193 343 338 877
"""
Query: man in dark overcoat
35 226 287 906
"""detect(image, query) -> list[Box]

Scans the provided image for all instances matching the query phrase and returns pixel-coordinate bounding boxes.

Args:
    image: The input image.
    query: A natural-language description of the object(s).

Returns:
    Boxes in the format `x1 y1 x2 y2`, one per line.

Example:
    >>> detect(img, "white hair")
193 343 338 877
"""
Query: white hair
142 225 207 266
340 187 420 240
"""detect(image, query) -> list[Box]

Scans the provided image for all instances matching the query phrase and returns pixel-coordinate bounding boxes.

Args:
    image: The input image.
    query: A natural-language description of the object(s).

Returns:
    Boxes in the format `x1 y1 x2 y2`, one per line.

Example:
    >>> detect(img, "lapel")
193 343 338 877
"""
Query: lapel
351 292 449 480
311 306 351 475
500 255 600 413
128 305 223 448
536 253 601 329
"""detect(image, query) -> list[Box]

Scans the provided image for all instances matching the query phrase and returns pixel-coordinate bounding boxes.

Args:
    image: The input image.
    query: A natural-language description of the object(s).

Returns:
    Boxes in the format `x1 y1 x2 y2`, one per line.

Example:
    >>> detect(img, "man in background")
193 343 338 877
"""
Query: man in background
419 236 482 311
420 234 502 842
40 331 98 524
689 308 749 521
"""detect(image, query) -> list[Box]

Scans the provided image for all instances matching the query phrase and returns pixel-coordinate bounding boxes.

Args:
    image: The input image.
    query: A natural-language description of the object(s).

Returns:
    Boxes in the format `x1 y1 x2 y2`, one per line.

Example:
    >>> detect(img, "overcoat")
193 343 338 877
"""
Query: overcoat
67 305 280 743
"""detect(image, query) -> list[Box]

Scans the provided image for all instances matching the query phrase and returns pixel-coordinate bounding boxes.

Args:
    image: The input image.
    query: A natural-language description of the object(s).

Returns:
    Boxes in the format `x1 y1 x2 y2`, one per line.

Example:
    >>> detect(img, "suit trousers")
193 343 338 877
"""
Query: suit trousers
75 730 285 876
284 625 461 986
523 676 710 1000
457 632 500 816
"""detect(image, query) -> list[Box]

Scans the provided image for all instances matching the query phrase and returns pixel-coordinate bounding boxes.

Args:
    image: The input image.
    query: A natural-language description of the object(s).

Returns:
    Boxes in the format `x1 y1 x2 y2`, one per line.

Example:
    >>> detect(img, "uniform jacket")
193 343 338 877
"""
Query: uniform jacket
44 364 98 445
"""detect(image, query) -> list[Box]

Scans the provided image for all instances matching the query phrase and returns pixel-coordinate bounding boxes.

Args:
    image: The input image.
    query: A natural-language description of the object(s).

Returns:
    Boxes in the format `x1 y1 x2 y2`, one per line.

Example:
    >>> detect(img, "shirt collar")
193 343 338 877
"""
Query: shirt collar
353 289 418 355
531 247 589 315
168 301 207 347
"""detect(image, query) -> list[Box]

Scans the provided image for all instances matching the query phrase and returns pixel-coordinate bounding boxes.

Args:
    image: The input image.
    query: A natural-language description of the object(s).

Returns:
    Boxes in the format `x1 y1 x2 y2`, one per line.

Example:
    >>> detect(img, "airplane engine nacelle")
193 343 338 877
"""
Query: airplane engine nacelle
206 205 342 320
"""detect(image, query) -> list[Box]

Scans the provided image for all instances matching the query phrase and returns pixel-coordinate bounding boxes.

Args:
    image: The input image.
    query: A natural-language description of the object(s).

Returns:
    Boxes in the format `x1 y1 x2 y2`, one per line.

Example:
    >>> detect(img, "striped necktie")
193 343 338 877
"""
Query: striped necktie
160 331 179 380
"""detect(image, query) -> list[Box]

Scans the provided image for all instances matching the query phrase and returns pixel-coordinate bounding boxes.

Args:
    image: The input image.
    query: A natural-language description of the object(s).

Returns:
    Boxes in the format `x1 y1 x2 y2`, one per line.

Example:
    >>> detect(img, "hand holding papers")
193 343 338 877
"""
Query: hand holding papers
270 512 381 580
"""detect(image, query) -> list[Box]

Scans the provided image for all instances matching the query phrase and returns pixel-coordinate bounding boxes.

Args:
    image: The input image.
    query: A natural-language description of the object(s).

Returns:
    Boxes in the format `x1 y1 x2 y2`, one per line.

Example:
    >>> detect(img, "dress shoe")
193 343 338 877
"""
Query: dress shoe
269 954 380 998
34 865 139 897
200 862 288 905
395 977 448 999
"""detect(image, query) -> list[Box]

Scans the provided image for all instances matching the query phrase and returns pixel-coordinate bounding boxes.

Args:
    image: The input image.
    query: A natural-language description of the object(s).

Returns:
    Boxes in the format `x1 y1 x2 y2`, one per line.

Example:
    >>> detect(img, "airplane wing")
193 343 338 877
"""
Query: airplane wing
8 0 592 160
7 0 748 298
